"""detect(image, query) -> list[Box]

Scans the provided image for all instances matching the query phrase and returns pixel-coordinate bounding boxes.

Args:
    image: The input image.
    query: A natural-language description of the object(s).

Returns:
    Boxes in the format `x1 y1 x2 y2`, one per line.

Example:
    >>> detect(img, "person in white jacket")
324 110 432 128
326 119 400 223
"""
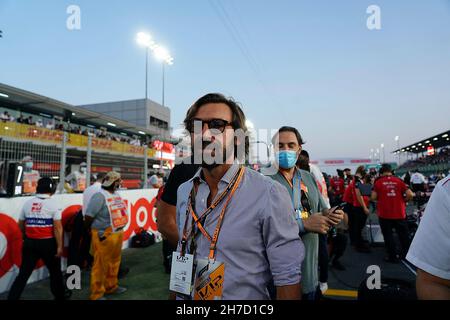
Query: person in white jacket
406 174 450 300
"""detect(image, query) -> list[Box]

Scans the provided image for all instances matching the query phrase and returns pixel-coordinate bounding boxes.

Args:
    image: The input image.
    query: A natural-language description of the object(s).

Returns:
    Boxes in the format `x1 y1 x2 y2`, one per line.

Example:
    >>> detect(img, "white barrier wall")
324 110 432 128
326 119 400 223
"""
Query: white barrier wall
0 189 159 294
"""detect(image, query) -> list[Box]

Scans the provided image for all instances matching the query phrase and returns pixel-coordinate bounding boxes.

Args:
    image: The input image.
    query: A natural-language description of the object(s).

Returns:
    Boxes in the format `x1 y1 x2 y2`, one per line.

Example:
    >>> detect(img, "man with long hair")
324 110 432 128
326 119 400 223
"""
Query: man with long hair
171 93 304 300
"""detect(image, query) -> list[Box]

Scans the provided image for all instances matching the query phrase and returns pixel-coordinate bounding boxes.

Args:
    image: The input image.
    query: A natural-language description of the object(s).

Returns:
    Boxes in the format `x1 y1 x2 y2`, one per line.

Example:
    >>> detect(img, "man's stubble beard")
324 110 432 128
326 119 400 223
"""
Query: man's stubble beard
195 140 235 172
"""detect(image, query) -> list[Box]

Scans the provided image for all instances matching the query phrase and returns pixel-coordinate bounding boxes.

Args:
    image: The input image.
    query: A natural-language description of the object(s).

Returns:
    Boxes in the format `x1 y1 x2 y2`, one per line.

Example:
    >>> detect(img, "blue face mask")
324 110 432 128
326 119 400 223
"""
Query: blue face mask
276 150 298 169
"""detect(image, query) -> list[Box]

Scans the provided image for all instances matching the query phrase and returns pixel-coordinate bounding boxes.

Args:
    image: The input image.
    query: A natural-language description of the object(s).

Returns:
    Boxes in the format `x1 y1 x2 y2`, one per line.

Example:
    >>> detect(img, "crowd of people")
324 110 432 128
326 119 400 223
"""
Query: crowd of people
398 148 449 171
1 110 144 146
156 93 449 300
4 93 449 300
8 172 131 300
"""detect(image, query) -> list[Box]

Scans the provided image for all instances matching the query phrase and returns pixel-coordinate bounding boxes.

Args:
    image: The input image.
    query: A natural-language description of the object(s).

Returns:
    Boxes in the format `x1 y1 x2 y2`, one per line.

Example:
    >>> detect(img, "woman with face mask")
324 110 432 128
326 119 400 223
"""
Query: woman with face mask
84 171 129 300
65 162 87 192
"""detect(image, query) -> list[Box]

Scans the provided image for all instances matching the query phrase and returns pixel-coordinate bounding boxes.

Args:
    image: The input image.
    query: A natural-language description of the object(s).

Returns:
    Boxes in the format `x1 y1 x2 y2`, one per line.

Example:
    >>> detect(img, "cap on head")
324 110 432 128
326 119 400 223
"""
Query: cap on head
102 171 121 187
22 156 33 162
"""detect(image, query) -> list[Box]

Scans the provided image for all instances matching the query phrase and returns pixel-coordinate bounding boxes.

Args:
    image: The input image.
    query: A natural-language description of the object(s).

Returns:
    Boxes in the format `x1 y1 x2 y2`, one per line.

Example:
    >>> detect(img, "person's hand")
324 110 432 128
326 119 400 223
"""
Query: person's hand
303 214 331 234
363 207 370 215
327 209 344 225
55 246 63 258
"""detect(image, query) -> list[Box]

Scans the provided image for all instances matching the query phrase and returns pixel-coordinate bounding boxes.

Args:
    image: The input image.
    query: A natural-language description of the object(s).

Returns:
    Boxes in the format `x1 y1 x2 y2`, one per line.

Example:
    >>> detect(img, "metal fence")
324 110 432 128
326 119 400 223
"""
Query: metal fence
0 138 62 194
0 121 161 196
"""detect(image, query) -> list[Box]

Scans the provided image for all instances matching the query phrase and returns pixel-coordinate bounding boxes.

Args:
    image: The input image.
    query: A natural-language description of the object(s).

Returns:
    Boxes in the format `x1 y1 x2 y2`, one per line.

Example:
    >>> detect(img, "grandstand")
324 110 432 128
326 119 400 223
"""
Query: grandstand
0 83 176 191
393 130 450 176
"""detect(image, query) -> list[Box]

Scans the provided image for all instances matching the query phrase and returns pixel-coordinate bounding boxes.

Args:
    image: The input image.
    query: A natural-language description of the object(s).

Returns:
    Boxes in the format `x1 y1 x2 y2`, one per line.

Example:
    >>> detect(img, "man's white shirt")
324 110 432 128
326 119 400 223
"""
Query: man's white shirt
82 182 102 216
411 172 426 184
407 175 450 280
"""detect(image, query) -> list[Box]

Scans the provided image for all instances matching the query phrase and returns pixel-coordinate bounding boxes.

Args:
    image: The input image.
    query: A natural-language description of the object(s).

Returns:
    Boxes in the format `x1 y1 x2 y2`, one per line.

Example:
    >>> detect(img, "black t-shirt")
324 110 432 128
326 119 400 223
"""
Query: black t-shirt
161 161 201 206
355 176 372 197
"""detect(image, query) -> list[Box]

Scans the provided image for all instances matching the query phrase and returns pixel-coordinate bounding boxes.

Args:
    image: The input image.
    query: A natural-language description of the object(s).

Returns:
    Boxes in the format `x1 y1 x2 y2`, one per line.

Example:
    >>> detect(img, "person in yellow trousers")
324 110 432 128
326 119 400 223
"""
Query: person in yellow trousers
84 171 129 300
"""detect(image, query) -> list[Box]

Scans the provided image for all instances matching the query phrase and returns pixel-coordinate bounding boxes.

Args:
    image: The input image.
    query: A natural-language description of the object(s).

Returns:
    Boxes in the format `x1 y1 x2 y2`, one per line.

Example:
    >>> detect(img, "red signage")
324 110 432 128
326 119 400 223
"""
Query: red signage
324 160 345 164
350 159 371 164
91 166 112 172
92 138 113 150
152 141 174 153
33 162 61 171
121 167 143 173
26 127 63 142
162 142 174 153
427 146 435 156
152 140 164 151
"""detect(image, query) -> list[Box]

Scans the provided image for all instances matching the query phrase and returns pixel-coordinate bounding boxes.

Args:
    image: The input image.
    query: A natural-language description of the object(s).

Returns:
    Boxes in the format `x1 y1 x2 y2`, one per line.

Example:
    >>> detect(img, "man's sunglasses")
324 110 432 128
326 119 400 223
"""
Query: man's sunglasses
187 118 233 133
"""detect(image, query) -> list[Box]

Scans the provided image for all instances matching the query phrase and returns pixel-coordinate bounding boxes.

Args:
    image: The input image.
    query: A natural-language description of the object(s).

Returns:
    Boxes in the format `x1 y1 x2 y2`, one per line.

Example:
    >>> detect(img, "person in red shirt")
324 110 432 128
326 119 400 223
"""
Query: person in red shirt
342 178 354 245
329 170 345 206
372 164 414 263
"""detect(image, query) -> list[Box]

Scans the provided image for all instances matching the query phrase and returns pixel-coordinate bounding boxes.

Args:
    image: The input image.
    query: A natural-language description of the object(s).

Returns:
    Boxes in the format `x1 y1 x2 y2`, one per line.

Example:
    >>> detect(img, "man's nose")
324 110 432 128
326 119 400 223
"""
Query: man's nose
202 125 216 142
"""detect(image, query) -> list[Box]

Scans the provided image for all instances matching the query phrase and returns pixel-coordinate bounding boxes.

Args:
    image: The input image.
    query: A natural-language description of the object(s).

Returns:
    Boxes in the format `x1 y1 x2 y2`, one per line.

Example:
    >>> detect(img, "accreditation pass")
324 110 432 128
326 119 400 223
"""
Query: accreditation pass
169 252 194 296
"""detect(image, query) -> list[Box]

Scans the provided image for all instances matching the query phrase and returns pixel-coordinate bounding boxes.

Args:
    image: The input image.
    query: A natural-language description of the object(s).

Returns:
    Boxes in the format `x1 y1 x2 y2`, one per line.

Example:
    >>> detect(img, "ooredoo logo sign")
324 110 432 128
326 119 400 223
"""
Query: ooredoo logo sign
123 196 158 241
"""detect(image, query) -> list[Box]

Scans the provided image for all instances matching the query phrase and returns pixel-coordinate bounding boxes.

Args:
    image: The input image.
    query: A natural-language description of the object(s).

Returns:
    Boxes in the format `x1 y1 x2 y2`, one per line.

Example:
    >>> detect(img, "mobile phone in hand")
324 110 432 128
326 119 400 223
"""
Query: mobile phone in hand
330 202 346 213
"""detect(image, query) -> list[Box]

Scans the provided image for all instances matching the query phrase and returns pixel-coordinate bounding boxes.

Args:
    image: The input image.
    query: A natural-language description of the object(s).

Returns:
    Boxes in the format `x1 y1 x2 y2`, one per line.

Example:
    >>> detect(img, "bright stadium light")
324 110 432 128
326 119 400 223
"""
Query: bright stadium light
425 140 430 143
394 136 400 165
0 92 9 98
433 137 438 141
136 32 173 103
152 45 174 108
107 122 116 127
136 32 154 48
138 131 146 135
136 32 155 100
153 45 173 64
443 134 449 138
